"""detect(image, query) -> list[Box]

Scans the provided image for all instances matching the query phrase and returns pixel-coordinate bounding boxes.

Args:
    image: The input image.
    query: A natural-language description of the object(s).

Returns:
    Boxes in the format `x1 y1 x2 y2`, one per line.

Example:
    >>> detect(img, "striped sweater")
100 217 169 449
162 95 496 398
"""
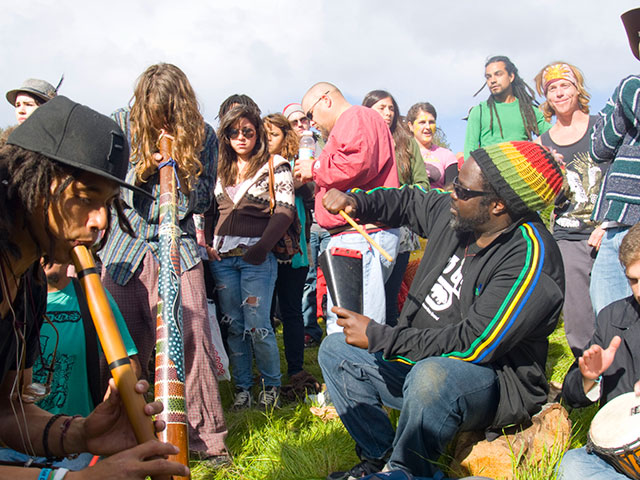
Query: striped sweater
350 187 564 429
591 75 640 224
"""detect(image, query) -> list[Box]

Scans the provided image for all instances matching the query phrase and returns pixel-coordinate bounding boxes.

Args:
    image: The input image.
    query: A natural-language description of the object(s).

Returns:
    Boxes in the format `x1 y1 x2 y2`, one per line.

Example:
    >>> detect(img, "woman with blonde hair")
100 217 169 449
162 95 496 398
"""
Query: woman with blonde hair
100 63 229 464
210 105 295 410
534 61 606 357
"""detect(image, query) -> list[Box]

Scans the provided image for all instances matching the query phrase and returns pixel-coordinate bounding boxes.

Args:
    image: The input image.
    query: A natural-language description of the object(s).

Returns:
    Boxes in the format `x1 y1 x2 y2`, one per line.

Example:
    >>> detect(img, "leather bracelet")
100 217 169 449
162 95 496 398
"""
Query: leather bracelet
43 414 64 460
60 415 81 458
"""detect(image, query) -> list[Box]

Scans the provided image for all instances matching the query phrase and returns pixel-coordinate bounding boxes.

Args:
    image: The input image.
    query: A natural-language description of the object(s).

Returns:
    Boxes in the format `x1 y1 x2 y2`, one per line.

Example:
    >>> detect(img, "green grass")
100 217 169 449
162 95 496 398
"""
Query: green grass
190 318 595 480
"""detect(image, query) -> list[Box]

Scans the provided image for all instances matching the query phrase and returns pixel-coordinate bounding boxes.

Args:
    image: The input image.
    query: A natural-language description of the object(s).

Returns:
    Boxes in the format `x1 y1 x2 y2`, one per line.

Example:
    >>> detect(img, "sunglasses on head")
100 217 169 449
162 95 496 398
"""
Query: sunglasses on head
227 127 256 140
452 176 490 201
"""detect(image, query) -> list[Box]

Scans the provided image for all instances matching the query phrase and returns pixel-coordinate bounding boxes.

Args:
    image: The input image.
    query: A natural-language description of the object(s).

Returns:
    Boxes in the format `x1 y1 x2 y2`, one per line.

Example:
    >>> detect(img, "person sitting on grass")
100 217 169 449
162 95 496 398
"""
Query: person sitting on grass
318 141 564 479
558 221 640 479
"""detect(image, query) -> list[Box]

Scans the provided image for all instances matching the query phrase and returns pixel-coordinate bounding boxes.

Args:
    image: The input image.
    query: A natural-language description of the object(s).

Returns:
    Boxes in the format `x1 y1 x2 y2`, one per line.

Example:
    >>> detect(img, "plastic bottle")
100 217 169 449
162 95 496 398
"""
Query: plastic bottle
299 130 315 163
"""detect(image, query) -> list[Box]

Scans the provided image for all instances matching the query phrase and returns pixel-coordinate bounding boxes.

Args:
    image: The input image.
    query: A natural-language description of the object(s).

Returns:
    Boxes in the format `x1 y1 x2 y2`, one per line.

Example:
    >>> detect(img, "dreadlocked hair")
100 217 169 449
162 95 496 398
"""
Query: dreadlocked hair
362 90 413 184
0 144 134 260
263 113 299 160
129 63 205 192
474 56 541 141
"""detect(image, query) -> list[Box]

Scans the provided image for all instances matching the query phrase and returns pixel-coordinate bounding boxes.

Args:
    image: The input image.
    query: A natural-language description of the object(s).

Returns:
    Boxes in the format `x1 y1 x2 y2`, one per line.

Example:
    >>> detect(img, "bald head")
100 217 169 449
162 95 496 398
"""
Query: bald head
301 82 351 138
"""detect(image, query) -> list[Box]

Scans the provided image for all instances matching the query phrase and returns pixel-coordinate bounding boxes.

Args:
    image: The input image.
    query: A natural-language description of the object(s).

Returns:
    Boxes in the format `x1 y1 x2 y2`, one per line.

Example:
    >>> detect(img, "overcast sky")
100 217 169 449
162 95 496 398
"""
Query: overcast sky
2 0 639 152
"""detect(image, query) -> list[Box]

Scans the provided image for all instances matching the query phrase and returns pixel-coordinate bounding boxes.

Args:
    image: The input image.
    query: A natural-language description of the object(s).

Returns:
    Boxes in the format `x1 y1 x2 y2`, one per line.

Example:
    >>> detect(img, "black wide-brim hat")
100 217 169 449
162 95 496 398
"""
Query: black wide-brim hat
7 96 152 199
622 8 640 61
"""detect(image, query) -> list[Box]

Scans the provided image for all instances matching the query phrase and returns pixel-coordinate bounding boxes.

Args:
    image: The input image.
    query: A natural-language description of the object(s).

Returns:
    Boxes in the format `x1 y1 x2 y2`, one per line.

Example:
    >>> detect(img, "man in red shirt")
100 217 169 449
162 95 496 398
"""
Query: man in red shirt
295 82 400 336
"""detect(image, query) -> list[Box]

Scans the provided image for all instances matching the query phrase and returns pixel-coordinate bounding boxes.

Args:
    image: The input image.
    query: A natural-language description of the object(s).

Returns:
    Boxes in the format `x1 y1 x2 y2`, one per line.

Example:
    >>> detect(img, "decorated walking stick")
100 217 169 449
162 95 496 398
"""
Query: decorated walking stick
154 132 190 478
70 245 156 445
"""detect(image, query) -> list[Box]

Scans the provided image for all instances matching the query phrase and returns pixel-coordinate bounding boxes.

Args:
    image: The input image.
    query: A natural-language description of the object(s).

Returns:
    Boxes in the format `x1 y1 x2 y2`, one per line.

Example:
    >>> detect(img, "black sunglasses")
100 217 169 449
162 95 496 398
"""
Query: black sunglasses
305 90 331 121
452 176 490 201
228 127 256 140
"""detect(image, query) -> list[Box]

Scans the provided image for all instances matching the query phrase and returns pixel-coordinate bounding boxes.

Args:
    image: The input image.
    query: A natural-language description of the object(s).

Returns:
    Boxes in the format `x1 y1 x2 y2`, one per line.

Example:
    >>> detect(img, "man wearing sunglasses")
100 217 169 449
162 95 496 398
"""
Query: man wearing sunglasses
318 141 565 480
294 82 400 337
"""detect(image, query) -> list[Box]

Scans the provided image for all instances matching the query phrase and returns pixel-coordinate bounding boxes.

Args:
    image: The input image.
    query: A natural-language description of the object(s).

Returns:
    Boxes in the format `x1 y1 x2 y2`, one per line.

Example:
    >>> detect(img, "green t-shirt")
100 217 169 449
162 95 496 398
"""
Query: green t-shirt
463 98 551 159
33 282 137 416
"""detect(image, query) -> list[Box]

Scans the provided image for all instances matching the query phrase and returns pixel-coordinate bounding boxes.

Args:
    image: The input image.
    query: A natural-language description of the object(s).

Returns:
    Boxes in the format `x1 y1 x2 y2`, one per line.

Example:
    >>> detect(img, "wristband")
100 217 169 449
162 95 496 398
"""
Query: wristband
43 414 64 460
53 468 70 480
38 468 52 480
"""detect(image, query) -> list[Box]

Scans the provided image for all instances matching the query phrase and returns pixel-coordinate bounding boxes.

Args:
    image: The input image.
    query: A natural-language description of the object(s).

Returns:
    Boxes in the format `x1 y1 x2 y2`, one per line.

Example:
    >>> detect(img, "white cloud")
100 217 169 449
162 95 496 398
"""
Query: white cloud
1 0 639 151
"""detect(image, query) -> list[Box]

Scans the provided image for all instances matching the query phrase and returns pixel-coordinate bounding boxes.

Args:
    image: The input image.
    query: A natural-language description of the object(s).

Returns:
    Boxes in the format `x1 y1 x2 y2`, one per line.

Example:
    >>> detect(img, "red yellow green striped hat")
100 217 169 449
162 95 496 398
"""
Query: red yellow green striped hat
470 141 564 216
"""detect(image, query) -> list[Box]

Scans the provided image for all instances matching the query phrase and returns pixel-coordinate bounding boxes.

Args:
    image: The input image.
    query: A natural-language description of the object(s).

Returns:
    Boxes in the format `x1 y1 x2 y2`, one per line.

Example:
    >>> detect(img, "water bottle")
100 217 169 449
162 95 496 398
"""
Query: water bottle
299 130 315 164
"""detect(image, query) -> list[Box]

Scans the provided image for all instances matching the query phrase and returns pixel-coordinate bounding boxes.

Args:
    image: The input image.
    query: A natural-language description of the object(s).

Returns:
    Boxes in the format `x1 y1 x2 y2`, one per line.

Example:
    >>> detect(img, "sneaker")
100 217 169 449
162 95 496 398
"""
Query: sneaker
327 458 386 480
257 386 280 410
232 389 252 410
304 333 321 348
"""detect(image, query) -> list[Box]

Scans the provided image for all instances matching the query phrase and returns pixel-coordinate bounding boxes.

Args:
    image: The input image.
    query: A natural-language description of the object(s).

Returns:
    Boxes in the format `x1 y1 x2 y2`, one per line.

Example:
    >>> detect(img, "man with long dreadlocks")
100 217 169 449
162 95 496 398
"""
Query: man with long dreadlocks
0 96 190 479
464 55 550 160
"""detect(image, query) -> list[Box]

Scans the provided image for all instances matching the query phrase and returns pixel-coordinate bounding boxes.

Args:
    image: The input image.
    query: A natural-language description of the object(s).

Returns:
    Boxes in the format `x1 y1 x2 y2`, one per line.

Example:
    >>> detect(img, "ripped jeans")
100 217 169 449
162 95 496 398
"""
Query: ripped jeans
210 253 281 390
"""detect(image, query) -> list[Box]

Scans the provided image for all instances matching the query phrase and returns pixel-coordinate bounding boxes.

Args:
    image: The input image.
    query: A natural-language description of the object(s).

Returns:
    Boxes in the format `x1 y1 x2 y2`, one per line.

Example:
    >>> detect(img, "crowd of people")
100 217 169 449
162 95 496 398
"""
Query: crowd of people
0 6 640 480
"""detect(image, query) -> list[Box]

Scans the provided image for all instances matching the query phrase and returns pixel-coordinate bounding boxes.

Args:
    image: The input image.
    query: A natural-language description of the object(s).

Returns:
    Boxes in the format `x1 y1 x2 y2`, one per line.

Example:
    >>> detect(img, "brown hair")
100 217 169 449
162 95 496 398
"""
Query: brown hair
263 113 298 160
129 63 204 191
217 105 270 187
619 223 640 268
534 62 590 122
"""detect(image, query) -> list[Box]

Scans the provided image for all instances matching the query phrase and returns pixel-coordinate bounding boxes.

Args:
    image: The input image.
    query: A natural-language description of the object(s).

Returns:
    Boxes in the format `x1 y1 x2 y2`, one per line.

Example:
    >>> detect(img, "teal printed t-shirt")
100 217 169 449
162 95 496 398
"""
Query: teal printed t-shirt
33 282 137 416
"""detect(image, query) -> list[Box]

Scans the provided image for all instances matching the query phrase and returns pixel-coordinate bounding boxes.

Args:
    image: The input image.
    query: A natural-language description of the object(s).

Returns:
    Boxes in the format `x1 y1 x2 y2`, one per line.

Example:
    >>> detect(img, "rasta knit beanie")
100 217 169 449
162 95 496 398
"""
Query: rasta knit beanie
470 141 564 217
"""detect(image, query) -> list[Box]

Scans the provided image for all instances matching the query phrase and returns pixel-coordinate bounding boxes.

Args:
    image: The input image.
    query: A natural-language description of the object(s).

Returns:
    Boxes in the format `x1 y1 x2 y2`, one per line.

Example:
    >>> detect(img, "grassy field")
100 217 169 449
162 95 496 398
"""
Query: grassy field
189 319 598 480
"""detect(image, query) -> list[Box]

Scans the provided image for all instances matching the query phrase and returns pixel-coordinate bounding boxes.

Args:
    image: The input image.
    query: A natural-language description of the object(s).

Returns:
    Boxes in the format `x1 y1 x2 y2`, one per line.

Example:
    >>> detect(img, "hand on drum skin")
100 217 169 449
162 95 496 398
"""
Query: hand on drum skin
322 189 357 216
84 379 166 456
579 336 622 381
334 306 370 349
293 157 314 182
588 226 606 251
68 441 189 480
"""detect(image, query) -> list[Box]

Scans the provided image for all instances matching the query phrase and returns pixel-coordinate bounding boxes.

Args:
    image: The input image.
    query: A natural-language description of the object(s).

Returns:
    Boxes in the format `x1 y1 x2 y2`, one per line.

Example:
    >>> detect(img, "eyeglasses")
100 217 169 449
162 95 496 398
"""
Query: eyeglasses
228 127 256 140
306 90 331 121
290 117 309 127
452 176 491 201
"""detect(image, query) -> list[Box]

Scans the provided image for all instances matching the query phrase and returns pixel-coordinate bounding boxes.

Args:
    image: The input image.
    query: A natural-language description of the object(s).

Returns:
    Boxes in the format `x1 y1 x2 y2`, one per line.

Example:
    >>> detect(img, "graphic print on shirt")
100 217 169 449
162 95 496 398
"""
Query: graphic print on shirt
33 310 81 412
422 253 465 321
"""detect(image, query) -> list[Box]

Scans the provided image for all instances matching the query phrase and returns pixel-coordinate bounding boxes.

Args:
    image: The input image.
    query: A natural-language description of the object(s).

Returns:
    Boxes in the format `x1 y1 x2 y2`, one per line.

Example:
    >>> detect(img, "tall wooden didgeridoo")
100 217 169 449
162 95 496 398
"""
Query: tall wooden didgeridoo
70 245 156 444
154 133 190 478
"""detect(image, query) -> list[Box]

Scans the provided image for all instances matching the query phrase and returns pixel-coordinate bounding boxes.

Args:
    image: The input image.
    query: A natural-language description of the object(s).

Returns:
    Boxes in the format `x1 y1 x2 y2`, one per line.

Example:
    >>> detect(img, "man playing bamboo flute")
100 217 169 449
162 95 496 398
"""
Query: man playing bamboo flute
319 141 565 479
0 95 189 479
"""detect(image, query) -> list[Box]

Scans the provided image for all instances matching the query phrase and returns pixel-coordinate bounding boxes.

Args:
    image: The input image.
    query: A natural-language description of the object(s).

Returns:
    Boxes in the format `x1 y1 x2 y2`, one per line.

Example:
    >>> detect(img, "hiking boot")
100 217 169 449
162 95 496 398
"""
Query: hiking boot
257 386 280 410
327 457 386 479
232 389 252 410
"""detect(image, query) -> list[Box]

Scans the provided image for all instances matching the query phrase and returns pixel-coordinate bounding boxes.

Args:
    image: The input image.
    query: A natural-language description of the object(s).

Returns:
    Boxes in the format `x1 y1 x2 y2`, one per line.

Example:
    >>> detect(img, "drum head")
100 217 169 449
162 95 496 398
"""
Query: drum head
590 391 640 449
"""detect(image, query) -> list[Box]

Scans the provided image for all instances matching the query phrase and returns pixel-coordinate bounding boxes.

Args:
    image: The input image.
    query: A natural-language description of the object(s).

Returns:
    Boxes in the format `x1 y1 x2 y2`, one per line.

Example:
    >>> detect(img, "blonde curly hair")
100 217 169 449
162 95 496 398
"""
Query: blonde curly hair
129 63 204 192
534 62 590 123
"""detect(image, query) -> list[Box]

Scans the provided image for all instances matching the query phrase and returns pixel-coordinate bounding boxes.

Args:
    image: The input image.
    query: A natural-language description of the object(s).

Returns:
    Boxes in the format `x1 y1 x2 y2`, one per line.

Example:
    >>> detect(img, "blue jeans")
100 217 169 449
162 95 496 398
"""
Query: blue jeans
325 229 400 335
557 447 629 479
0 448 94 470
590 226 632 316
210 253 280 389
318 333 499 476
302 229 331 342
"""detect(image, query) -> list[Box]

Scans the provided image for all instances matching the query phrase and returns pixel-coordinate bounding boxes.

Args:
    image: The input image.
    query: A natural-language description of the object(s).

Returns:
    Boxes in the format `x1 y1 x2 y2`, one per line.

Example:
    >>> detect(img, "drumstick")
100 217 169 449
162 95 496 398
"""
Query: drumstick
338 210 393 262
